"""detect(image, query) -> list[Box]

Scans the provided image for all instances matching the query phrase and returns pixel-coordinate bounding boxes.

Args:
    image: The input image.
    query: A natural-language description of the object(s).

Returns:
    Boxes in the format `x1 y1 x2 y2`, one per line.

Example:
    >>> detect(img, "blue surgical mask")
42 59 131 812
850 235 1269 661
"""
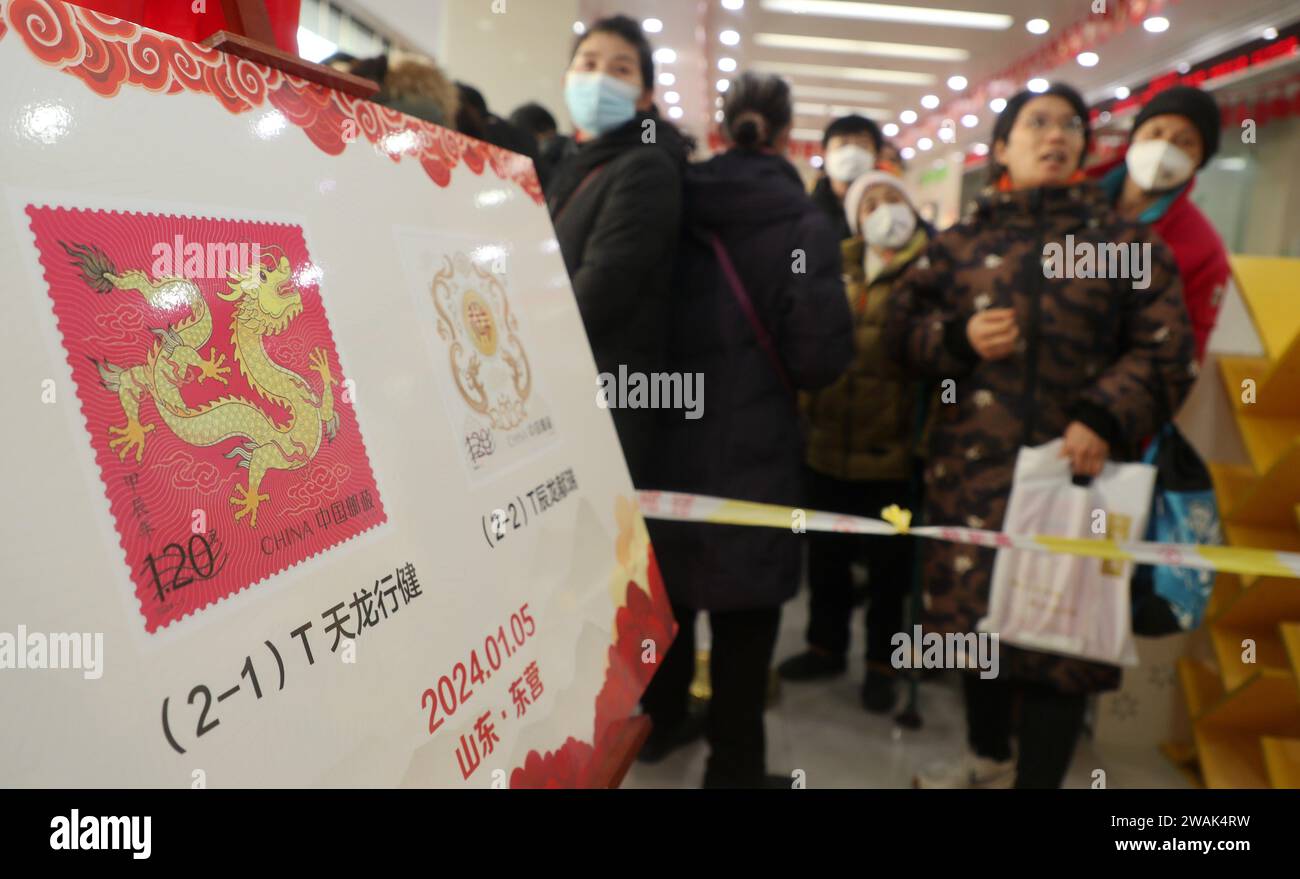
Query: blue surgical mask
565 72 640 137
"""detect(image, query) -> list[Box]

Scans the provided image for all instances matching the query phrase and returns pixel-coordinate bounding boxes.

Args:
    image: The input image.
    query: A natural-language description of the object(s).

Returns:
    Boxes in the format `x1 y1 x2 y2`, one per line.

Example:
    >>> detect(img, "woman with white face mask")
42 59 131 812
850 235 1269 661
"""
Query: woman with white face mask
1094 86 1229 362
547 15 690 486
779 171 930 711
1092 87 1231 638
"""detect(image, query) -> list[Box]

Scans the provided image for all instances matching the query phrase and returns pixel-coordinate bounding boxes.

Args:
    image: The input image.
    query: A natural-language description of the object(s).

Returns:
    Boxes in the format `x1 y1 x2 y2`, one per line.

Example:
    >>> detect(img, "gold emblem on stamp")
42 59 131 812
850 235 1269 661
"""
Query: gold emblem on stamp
432 253 532 430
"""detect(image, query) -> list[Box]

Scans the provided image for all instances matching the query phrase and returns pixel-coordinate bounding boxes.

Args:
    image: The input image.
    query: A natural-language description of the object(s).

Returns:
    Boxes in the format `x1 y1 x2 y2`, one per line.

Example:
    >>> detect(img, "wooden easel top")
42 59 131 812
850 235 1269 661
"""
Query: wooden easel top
204 0 379 98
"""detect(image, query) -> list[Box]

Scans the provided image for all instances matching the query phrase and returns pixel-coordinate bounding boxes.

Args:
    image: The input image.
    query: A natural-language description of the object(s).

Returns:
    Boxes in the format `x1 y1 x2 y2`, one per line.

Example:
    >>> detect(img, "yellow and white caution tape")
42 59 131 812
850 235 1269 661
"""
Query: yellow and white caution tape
638 490 1300 581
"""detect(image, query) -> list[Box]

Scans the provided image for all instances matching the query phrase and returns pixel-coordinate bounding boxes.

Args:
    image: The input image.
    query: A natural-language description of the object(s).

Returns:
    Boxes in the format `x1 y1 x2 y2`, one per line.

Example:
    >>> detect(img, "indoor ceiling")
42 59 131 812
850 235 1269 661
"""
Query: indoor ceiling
576 0 1300 161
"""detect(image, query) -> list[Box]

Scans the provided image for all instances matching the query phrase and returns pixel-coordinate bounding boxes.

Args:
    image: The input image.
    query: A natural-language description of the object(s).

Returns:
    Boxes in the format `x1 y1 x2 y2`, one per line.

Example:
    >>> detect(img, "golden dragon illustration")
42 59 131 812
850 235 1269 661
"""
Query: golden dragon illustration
63 242 339 528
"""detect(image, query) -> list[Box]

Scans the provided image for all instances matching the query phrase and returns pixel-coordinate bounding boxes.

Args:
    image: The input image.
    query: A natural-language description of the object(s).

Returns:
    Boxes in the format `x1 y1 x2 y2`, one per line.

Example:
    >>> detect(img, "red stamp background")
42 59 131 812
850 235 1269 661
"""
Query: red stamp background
29 205 386 632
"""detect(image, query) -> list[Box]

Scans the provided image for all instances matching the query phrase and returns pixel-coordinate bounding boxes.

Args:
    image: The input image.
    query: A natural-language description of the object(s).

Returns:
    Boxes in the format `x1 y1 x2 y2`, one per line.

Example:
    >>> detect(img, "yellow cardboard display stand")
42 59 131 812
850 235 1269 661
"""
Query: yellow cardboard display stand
1173 255 1300 788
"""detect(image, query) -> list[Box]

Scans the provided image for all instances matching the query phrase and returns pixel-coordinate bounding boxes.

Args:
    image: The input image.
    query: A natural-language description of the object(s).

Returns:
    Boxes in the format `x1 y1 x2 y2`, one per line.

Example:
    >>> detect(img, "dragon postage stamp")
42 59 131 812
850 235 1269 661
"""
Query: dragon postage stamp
27 206 386 633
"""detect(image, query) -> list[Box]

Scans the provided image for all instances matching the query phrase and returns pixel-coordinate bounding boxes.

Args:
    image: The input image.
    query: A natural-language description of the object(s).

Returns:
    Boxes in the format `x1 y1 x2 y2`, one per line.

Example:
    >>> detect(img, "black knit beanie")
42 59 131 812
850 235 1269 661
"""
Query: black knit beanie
1130 85 1220 166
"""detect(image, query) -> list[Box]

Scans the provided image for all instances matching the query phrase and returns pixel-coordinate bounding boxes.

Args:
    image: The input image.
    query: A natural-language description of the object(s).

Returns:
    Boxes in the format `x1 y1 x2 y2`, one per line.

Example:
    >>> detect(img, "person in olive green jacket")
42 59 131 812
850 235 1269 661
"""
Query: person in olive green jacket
777 170 930 713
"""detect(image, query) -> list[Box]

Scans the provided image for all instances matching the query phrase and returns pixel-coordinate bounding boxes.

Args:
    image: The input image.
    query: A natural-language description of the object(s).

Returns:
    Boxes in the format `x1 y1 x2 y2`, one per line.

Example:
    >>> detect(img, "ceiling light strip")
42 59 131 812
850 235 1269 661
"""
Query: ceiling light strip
794 102 891 118
754 60 935 85
790 85 891 102
754 32 969 61
760 0 1013 31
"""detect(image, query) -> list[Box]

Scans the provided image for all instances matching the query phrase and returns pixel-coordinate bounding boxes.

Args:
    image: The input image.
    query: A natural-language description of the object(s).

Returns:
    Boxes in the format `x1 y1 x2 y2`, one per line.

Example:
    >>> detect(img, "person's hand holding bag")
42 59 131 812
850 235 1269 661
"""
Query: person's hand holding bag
966 307 1019 360
1060 420 1109 477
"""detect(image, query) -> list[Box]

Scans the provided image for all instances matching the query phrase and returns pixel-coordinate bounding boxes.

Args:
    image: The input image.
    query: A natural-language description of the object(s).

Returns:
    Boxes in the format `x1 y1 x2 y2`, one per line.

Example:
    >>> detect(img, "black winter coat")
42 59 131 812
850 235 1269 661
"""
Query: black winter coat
650 151 854 611
548 114 689 486
810 175 852 242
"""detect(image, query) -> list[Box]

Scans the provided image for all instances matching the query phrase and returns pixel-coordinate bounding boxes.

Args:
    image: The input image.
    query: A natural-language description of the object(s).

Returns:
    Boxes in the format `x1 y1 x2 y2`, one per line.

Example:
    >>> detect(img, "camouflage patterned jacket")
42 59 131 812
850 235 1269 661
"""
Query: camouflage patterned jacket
886 182 1197 694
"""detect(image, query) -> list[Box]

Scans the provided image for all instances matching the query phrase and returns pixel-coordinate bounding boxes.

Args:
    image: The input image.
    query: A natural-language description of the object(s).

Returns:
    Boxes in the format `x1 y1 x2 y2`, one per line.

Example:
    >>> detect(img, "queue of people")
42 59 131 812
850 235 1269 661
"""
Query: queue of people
551 14 1234 790
339 13 1231 790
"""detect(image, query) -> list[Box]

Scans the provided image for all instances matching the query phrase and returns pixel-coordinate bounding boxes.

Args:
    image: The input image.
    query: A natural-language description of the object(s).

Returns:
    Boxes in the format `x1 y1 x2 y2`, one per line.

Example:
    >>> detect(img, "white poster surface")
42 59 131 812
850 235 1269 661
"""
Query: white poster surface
0 0 673 788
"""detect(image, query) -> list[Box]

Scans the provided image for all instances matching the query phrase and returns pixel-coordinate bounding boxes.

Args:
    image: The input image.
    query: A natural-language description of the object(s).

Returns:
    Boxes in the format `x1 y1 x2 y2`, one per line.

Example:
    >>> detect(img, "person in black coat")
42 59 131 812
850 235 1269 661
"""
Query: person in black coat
509 102 573 193
454 82 540 162
639 72 854 788
547 15 689 487
810 114 883 241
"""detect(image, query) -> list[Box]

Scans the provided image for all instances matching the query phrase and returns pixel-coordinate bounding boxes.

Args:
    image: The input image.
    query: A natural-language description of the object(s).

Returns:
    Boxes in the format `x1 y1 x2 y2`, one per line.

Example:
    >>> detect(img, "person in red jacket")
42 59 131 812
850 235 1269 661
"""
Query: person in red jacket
73 0 300 55
1094 86 1229 363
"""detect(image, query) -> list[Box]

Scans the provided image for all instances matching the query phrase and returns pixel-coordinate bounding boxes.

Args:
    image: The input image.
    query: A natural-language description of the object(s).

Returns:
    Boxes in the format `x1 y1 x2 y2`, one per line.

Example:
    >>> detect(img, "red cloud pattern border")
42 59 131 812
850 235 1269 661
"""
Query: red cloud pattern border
0 0 543 203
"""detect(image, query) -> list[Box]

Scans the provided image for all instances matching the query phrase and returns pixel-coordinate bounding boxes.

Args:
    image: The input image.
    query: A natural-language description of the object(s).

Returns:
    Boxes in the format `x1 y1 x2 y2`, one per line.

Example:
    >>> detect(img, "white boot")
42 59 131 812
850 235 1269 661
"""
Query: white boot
914 750 1016 789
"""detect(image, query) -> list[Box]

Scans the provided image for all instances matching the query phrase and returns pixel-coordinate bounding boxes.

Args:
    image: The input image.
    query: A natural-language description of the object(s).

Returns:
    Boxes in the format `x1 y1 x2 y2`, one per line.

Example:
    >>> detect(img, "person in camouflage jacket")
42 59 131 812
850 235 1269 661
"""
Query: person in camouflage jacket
887 84 1196 789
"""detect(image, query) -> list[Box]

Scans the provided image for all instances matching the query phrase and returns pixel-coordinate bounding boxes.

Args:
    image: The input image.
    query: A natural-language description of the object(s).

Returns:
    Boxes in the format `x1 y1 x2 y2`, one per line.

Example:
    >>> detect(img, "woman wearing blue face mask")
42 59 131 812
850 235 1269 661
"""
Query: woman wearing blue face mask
547 15 690 488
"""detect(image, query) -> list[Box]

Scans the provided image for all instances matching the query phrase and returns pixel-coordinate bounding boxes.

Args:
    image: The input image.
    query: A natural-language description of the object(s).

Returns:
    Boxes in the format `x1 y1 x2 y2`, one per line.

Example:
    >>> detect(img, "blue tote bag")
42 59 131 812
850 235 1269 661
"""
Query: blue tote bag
1131 424 1223 634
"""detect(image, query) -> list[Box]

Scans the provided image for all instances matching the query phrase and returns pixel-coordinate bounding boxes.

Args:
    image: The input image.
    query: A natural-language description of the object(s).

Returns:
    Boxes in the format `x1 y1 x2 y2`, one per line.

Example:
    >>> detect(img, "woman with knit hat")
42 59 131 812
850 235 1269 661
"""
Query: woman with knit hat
886 83 1196 788
778 170 931 716
1094 85 1230 363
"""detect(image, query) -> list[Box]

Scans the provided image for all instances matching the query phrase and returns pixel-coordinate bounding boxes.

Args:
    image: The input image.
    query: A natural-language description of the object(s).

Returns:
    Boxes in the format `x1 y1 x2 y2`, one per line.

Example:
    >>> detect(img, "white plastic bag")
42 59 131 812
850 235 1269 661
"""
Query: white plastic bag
978 439 1155 667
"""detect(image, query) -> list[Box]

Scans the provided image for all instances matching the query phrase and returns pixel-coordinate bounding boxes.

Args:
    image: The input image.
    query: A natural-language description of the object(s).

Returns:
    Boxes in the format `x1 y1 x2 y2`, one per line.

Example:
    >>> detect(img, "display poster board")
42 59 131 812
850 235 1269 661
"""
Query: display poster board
0 0 674 787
